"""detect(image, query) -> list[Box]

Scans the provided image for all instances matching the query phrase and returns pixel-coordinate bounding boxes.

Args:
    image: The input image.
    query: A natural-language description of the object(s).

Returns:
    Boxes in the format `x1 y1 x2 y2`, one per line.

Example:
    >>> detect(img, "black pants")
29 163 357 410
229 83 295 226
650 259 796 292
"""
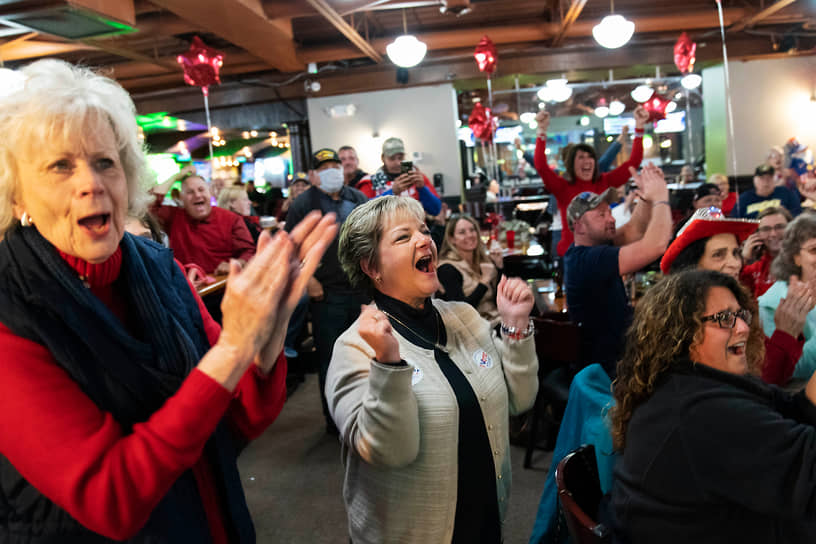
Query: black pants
311 290 369 425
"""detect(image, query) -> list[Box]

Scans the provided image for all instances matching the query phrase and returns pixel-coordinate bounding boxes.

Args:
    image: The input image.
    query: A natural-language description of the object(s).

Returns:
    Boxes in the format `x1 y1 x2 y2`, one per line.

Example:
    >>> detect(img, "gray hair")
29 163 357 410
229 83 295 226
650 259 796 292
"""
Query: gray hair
0 59 151 238
338 196 425 291
771 213 816 280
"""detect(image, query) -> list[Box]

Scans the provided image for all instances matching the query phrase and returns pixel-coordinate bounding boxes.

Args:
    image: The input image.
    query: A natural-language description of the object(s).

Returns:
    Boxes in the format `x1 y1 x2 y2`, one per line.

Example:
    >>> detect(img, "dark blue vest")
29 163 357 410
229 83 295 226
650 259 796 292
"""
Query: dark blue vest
0 226 254 543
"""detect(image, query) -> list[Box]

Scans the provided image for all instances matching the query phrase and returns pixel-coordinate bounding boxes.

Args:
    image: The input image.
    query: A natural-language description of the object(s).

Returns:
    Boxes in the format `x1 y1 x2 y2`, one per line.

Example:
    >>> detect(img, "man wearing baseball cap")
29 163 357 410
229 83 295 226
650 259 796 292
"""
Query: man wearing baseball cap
356 137 441 215
731 164 801 219
564 164 672 377
285 148 368 434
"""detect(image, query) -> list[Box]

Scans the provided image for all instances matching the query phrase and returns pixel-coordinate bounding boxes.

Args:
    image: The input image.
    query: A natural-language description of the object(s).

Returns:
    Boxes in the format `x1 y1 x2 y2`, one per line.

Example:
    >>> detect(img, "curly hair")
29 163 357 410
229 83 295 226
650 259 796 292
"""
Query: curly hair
438 214 490 275
609 270 764 452
0 59 151 238
338 196 426 292
565 143 599 184
771 213 816 281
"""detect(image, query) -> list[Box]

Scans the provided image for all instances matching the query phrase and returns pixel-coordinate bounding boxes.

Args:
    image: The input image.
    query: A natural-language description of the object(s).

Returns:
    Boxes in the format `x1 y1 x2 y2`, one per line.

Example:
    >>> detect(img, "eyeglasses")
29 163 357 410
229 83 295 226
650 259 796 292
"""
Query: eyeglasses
700 308 752 329
757 224 786 234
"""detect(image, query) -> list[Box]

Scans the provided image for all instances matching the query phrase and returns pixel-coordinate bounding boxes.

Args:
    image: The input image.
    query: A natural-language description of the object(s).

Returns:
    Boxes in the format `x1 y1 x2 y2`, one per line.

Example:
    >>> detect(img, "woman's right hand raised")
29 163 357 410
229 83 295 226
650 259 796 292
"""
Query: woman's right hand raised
535 111 550 137
358 305 401 364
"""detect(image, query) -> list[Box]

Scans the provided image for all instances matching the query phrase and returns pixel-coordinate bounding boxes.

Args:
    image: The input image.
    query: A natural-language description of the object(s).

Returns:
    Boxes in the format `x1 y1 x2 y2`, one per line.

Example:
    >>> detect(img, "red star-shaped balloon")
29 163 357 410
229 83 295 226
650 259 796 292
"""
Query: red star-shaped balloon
177 36 224 96
468 103 498 143
643 93 671 122
674 32 697 75
474 35 497 75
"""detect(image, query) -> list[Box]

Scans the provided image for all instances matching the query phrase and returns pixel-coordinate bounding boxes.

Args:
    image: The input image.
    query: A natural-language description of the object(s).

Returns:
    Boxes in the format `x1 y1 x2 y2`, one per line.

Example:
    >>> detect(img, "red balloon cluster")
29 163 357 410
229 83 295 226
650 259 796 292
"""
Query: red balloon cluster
673 32 697 75
643 93 671 122
474 35 497 74
177 36 225 96
468 103 498 143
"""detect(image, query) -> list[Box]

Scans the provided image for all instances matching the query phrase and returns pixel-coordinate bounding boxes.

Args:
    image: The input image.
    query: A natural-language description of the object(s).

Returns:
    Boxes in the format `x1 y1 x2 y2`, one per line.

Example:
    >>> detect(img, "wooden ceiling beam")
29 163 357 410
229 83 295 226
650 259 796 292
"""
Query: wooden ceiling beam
298 8 750 64
110 51 265 79
131 35 786 114
147 0 302 71
551 0 586 48
730 0 799 33
303 0 383 63
0 39 96 61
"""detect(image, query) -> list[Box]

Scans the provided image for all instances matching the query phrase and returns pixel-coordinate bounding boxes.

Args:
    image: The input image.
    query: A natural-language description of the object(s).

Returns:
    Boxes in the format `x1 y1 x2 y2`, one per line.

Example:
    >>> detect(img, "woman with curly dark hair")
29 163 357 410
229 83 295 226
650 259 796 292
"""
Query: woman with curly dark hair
610 269 816 543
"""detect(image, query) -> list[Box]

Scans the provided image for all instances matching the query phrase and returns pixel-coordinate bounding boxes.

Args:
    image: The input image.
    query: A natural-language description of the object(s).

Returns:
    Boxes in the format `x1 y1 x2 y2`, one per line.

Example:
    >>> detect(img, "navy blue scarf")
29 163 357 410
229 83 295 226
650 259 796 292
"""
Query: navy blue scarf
0 225 254 543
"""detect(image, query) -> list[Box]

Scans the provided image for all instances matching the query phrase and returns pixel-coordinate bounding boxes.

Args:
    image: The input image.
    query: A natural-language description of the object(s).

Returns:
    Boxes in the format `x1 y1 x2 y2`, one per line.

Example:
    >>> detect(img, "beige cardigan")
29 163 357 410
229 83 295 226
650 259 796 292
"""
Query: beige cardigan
325 299 538 543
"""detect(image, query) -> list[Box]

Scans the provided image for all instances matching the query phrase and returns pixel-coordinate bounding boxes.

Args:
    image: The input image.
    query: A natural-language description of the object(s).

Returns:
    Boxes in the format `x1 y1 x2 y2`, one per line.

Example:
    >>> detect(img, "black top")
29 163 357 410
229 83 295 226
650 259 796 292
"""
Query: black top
284 185 367 292
437 263 489 309
613 357 816 543
564 243 631 378
373 292 501 543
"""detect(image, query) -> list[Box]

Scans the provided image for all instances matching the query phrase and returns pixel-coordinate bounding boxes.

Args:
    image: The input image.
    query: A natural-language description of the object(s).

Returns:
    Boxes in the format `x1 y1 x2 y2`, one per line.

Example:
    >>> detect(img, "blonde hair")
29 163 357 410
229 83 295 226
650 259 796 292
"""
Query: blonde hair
338 196 426 291
0 60 151 238
439 214 490 274
216 185 245 212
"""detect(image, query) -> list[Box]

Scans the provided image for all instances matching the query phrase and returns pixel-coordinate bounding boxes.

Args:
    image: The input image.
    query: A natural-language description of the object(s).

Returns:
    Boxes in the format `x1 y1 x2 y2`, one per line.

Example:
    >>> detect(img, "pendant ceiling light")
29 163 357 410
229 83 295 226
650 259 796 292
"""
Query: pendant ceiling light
681 73 702 90
592 0 634 49
631 84 654 103
608 99 625 116
537 77 573 103
386 10 428 68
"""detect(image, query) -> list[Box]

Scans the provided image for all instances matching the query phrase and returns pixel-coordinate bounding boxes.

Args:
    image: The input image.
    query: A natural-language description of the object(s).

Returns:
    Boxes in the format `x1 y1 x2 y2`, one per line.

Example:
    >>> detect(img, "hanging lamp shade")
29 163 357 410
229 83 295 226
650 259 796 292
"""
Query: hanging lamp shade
592 14 634 49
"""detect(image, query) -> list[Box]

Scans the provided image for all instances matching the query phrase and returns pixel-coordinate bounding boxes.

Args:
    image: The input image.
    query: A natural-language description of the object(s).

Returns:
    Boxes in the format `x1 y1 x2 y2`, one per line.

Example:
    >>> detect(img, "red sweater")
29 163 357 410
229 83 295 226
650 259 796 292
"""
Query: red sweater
762 329 805 386
740 252 775 298
151 202 255 274
534 134 644 256
0 249 286 541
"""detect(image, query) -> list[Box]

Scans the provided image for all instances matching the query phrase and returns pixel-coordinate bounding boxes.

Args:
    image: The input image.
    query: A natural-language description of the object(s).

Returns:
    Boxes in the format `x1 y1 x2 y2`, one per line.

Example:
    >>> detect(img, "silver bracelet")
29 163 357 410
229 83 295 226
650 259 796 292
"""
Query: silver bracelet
500 318 535 340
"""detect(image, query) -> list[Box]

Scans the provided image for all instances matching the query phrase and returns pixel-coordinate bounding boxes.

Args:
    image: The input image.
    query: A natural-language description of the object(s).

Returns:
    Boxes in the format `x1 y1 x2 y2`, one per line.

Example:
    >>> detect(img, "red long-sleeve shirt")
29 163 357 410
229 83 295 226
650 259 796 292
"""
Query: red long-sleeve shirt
534 135 644 256
150 201 255 274
762 329 805 386
0 256 286 541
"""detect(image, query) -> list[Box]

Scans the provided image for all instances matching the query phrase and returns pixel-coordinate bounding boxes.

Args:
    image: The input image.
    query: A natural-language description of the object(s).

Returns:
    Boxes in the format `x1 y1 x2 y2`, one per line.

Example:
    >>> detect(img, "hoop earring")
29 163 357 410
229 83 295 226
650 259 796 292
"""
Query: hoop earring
20 212 33 227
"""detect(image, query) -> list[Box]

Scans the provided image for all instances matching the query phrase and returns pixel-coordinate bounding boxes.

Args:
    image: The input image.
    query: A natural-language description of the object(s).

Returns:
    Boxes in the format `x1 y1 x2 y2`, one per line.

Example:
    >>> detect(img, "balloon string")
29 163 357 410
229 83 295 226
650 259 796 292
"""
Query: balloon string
686 87 694 167
716 0 740 213
203 88 214 164
486 76 499 183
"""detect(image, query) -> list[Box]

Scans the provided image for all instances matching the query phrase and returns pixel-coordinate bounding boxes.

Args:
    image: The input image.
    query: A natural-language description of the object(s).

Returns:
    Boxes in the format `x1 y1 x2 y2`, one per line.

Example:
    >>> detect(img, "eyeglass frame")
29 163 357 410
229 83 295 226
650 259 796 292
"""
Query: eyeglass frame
700 308 753 329
757 224 786 235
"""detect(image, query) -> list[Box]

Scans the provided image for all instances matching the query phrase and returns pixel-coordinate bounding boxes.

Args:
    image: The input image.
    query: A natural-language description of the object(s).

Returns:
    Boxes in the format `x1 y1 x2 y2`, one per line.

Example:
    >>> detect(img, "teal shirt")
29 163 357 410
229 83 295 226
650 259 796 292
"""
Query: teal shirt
758 280 816 380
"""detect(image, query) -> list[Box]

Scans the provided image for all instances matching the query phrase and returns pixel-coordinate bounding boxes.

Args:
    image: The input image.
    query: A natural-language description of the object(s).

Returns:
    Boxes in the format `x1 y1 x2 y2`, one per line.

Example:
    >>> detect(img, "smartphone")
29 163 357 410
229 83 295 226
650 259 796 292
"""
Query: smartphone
400 161 413 175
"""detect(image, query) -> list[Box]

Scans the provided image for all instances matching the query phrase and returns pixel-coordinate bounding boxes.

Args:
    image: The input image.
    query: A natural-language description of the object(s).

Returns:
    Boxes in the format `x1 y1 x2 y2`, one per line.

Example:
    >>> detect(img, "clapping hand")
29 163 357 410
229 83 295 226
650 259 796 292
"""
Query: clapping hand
629 163 668 204
496 276 534 329
775 275 815 339
358 305 401 363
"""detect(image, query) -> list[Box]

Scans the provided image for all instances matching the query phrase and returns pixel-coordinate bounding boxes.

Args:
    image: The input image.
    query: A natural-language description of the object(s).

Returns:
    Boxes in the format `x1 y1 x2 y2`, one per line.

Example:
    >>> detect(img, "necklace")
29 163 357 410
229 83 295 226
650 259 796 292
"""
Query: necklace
381 308 447 353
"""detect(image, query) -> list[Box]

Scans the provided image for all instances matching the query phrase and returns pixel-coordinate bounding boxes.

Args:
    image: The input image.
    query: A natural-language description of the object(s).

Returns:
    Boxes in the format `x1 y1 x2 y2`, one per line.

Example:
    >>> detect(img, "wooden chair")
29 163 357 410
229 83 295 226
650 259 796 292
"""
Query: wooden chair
524 315 582 468
555 444 612 543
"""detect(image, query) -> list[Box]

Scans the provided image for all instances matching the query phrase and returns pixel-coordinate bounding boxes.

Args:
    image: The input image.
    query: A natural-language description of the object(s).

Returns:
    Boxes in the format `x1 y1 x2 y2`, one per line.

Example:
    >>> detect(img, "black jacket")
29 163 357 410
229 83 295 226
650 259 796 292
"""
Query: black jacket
612 358 816 543
284 185 368 292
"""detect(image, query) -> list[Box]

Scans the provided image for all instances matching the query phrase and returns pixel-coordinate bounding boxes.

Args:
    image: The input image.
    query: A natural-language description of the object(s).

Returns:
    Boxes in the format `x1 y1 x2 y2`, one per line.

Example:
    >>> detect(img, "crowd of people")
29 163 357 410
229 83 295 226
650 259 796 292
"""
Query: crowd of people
3 57 816 544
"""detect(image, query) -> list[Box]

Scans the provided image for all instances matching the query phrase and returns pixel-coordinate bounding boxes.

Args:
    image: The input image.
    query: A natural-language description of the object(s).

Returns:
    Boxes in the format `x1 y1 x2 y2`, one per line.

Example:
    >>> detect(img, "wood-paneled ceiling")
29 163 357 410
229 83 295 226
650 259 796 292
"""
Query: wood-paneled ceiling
0 0 814 114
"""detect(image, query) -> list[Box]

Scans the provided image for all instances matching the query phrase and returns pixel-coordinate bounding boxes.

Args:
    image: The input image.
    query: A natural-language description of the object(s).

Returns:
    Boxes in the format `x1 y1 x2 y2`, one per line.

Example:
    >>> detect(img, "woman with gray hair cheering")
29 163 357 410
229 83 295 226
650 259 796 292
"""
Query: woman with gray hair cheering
329 195 538 543
759 213 816 381
0 59 337 542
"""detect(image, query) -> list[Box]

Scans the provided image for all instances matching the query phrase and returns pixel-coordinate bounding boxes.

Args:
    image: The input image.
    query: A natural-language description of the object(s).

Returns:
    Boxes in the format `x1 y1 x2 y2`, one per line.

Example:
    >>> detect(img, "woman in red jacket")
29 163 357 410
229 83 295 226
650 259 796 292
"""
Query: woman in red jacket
534 106 650 256
0 59 336 543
